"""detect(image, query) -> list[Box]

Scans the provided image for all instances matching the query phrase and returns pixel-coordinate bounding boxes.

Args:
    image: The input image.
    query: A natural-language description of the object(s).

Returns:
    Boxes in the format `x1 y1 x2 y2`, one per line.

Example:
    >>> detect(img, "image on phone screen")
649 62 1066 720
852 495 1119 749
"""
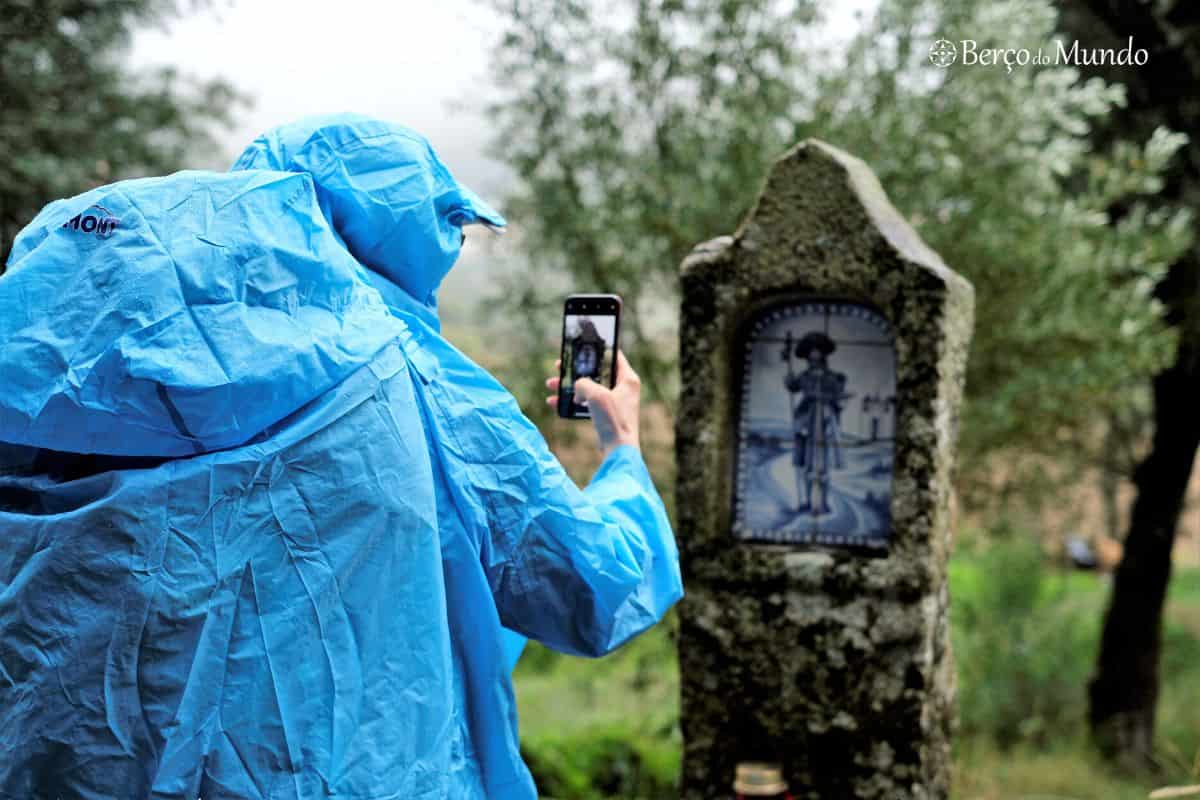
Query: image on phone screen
559 300 619 419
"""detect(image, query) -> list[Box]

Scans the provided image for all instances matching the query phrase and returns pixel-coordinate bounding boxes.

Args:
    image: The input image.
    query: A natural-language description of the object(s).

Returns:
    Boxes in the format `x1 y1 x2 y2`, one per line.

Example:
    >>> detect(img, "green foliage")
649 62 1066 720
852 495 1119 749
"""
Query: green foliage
951 537 1101 746
954 738 1172 800
483 0 818 413
812 0 1194 501
515 618 681 799
514 555 1200 796
521 726 678 800
0 0 244 265
952 536 1200 754
483 0 1194 501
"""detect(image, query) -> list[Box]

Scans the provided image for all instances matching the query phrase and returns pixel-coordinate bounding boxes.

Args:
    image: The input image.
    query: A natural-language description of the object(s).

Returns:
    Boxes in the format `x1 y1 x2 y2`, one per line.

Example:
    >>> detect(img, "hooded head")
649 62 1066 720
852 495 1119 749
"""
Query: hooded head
0 169 401 457
0 115 493 458
231 113 506 312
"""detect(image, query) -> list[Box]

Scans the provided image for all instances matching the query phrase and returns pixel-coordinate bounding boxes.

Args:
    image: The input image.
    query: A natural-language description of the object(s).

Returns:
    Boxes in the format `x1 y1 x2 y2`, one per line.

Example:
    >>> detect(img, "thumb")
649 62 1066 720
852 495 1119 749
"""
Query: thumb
573 376 606 404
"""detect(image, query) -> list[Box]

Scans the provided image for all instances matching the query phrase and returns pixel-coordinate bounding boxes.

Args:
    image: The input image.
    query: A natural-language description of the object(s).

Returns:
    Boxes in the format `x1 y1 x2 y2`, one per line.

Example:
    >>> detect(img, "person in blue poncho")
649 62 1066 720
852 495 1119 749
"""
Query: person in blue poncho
0 114 683 800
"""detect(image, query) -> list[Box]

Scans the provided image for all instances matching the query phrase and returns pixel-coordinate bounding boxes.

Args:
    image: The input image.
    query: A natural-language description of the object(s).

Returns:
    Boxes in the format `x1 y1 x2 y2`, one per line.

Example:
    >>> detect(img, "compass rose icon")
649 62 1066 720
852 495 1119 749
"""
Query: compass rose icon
929 39 957 68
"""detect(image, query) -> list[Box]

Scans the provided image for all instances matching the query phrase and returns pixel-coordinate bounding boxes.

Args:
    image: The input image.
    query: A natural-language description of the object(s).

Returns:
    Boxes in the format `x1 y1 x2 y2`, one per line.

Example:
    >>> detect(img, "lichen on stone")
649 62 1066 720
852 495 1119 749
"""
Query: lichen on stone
677 140 973 800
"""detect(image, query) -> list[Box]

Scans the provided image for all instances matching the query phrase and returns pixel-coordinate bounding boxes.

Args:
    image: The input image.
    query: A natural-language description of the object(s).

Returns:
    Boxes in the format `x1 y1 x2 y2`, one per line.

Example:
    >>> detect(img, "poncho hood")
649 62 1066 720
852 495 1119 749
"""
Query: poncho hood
231 113 506 308
0 117 503 458
0 170 400 457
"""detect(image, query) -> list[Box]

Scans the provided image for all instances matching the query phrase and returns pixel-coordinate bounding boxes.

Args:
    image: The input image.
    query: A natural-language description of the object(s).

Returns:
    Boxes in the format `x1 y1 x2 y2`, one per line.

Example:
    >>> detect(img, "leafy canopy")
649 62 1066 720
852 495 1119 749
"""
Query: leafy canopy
484 0 1192 497
1 0 243 266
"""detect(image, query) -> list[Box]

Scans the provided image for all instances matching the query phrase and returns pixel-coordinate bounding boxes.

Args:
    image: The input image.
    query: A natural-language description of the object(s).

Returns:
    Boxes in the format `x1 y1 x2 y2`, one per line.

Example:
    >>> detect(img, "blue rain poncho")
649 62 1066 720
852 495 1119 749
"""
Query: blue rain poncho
0 114 683 799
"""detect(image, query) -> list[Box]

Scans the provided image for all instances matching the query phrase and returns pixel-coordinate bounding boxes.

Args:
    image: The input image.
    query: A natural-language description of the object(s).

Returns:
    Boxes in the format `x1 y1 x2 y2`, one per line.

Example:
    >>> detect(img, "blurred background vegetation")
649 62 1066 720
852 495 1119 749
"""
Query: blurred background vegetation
0 1 244 265
514 535 1200 798
3 0 1199 796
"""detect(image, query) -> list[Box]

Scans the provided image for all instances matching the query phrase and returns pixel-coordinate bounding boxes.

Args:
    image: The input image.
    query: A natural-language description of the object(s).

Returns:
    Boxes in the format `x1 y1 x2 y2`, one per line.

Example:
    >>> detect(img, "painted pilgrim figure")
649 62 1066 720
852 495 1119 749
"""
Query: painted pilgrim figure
782 330 849 514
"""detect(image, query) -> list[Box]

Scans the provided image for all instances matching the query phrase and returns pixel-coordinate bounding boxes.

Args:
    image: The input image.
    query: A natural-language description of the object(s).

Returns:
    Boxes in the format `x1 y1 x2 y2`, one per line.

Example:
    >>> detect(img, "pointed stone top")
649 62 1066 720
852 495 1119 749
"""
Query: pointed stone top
685 138 972 303
782 140 951 279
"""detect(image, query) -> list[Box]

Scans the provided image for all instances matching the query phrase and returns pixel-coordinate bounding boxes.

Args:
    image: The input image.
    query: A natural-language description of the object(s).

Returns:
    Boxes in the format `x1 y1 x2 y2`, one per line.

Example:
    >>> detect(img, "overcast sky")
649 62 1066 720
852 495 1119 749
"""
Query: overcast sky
130 1 509 194
129 1 873 300
130 1 874 194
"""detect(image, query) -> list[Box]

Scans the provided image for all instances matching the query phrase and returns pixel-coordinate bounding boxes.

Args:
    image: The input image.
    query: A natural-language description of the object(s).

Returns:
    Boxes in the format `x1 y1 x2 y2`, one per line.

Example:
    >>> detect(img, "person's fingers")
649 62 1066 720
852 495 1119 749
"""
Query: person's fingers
572 376 596 399
546 395 557 408
614 350 641 391
573 376 609 407
546 376 561 392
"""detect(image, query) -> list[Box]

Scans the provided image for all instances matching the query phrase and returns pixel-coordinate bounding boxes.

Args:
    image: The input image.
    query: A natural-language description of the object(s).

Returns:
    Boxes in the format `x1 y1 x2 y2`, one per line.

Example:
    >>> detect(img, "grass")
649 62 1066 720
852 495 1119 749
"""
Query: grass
514 619 681 799
512 551 1200 799
954 740 1160 800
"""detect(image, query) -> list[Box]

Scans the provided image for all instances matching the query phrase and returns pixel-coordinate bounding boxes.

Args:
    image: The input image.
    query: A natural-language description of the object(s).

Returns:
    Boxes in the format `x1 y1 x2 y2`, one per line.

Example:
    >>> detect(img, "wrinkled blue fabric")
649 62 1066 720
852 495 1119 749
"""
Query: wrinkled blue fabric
231 113 506 328
226 114 533 679
0 115 683 799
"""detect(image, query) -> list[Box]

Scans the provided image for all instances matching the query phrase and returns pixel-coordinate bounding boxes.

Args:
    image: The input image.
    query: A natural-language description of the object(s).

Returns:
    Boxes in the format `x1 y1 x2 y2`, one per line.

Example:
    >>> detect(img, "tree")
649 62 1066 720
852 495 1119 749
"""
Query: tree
809 0 1193 504
0 0 243 268
1054 0 1200 769
484 0 1192 507
483 0 821 414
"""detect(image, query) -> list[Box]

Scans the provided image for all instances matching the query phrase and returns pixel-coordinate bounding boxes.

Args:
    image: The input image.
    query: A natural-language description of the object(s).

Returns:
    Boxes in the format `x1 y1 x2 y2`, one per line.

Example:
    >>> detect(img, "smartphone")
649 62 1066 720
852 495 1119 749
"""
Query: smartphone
557 294 622 419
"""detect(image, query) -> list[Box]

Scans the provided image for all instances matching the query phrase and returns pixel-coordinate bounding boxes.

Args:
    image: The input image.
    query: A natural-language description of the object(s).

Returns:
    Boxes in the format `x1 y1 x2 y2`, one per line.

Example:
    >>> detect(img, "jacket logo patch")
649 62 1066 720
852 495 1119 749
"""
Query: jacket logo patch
62 205 120 238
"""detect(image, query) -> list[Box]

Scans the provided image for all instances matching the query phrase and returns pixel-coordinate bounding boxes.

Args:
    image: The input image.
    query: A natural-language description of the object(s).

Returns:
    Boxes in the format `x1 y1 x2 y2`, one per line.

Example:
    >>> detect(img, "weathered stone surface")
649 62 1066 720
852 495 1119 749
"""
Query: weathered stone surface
676 140 973 799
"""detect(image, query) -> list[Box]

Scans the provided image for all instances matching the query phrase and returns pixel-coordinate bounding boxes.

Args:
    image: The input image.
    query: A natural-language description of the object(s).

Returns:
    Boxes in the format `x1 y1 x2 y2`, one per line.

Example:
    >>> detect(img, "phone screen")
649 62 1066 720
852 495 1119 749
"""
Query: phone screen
558 295 621 419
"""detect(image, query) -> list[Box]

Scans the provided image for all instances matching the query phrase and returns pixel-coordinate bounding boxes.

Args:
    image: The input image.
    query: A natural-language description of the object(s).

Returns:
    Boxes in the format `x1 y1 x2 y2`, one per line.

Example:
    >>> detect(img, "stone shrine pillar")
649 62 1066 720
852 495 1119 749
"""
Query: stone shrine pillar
676 140 974 800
